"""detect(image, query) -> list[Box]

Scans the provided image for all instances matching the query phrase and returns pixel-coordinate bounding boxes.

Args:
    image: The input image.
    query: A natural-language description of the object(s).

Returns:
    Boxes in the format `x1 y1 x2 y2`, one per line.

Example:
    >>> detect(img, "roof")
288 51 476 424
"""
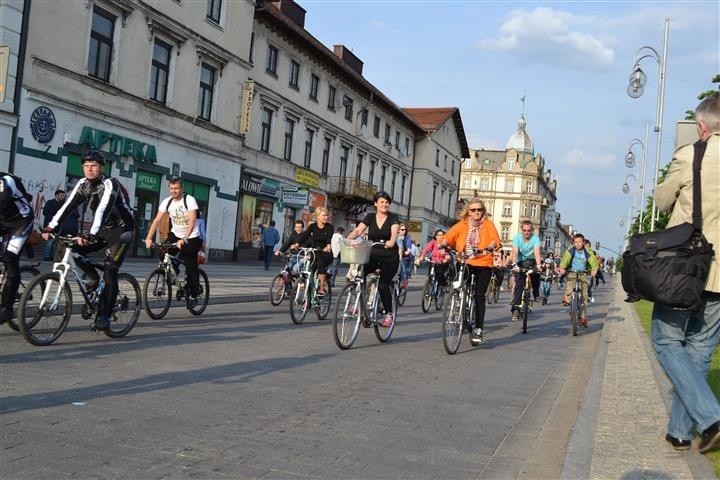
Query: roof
506 114 534 154
403 107 470 158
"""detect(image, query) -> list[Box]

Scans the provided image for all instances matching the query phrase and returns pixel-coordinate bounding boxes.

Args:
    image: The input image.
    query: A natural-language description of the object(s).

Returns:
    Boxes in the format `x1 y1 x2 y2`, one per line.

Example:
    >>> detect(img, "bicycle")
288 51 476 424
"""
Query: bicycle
566 272 587 336
143 241 210 319
269 253 297 306
289 247 333 324
513 267 535 335
539 272 553 305
397 255 413 306
421 259 446 313
332 240 397 350
17 234 141 346
0 238 42 332
486 268 501 304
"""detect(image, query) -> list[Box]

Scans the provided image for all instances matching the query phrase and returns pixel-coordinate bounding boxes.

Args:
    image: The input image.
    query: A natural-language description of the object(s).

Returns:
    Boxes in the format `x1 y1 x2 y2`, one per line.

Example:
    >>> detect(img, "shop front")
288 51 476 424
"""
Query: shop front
133 170 162 257
237 172 279 250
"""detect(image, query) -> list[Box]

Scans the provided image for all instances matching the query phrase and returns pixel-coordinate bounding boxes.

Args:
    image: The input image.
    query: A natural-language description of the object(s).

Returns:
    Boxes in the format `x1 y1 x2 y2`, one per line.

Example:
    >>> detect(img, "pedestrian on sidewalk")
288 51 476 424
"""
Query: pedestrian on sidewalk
262 220 280 271
651 92 720 454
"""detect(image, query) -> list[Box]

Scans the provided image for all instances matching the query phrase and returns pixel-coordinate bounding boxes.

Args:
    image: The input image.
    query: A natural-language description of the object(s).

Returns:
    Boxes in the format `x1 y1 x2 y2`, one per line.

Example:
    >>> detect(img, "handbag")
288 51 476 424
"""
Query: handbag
621 140 714 311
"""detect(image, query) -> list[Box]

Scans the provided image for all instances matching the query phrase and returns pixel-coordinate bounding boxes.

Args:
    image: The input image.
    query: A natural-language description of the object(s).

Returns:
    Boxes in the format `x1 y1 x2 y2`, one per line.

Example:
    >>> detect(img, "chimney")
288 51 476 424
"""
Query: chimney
333 45 363 75
270 0 306 28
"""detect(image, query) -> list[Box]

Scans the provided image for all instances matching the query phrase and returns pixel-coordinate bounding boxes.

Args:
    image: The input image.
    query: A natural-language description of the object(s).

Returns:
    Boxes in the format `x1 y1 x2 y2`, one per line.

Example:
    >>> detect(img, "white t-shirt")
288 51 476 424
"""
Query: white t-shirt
161 194 200 239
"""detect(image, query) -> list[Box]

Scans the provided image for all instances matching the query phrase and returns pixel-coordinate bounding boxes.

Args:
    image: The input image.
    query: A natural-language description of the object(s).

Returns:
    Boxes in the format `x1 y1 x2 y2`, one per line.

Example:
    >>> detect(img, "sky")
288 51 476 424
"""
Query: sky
299 0 720 258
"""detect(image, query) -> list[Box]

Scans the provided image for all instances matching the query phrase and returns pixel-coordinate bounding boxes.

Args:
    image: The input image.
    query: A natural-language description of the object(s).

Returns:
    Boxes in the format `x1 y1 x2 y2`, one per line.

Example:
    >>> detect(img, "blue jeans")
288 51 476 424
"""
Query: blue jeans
651 294 720 440
263 245 275 269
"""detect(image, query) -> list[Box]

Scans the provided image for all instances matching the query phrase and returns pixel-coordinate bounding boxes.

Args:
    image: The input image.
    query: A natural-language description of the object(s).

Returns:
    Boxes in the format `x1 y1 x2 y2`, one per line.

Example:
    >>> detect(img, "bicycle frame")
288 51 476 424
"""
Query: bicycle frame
42 240 104 310
293 248 317 306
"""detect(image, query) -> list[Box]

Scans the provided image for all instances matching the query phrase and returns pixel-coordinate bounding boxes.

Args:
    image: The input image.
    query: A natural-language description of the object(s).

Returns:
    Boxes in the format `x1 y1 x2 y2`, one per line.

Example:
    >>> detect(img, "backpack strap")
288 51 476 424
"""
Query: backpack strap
692 140 707 230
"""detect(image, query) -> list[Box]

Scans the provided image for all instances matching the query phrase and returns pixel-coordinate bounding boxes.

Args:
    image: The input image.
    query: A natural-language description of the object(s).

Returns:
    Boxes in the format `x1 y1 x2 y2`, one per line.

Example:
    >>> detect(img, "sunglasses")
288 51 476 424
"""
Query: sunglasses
522 230 532 233
469 208 484 213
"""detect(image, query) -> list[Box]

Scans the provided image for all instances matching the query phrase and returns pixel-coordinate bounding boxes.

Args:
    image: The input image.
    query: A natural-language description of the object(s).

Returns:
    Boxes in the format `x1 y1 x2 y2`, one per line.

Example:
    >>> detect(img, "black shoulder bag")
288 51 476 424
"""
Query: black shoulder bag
621 140 715 311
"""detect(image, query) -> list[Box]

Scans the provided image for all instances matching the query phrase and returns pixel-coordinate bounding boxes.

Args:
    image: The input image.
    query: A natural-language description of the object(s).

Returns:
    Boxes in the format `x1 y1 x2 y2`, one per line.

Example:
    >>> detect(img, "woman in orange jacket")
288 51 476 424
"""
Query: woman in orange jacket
442 197 501 345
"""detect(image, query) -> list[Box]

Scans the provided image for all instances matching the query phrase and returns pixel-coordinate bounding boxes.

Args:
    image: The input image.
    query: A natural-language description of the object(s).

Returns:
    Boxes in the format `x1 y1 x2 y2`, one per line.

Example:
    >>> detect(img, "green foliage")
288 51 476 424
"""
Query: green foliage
627 163 671 237
684 74 720 120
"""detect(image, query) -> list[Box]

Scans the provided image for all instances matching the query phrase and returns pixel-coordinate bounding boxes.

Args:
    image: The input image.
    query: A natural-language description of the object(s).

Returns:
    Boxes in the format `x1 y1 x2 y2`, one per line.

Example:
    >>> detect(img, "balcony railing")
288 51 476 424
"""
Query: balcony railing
326 177 377 202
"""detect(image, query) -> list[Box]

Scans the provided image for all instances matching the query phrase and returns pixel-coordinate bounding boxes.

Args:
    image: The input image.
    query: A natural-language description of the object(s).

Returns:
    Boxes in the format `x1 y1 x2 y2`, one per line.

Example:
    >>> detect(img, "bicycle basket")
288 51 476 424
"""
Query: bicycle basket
339 239 372 265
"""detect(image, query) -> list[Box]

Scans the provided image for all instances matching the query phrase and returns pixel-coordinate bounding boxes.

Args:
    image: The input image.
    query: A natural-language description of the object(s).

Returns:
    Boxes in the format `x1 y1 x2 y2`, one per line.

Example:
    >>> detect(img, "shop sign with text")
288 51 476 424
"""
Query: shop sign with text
295 167 319 188
282 187 309 206
240 173 263 195
78 126 157 163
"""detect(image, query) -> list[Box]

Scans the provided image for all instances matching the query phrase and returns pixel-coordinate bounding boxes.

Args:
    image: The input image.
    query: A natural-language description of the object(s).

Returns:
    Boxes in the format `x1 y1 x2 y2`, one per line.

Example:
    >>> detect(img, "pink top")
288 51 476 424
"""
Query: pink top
421 240 447 263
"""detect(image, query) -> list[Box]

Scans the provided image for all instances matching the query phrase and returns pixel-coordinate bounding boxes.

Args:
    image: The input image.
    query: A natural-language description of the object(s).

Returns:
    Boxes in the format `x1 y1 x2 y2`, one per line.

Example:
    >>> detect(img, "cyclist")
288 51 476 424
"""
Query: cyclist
420 229 451 290
145 176 203 307
397 224 414 289
557 233 598 328
442 197 501 345
583 238 598 303
539 252 556 301
45 150 135 331
509 220 542 321
0 172 35 325
291 206 334 298
346 191 400 328
491 249 505 292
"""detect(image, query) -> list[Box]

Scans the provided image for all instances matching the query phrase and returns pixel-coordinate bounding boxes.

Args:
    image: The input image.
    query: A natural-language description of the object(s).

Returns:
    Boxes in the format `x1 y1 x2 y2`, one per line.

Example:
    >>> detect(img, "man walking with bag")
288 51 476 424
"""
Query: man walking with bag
652 92 720 453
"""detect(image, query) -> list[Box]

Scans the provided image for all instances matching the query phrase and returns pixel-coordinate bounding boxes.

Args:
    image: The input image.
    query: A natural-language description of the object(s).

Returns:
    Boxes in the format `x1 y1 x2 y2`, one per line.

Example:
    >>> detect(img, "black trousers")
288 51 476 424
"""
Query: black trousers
0 215 34 311
364 248 400 315
167 233 203 297
467 266 492 330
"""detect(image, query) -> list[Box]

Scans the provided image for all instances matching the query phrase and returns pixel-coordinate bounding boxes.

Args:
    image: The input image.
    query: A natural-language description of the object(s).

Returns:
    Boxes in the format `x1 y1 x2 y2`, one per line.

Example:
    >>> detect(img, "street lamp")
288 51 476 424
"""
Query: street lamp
625 128 650 233
627 18 669 232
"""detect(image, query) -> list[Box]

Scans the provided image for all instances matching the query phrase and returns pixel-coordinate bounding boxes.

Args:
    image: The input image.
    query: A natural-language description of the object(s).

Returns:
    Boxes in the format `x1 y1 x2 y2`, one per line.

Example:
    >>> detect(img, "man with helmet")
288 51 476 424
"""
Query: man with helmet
45 150 135 331
0 172 35 325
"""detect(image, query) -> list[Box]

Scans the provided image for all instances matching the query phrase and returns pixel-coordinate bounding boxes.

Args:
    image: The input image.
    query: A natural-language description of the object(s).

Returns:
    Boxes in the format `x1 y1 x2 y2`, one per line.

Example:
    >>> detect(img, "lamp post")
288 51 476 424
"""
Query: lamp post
625 125 650 233
627 18 669 232
622 174 637 242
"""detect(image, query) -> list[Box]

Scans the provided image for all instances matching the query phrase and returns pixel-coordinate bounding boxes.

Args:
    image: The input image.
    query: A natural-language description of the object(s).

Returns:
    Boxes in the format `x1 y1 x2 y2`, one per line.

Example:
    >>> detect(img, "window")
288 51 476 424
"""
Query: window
479 178 489 190
249 32 255 64
502 225 510 241
309 74 319 100
432 183 438 210
394 130 400 148
391 170 397 199
360 109 368 127
303 128 313 168
260 107 273 153
404 138 410 156
87 7 115 81
149 38 171 104
207 0 222 23
340 145 349 179
448 191 453 216
523 203 528 217
380 164 387 191
384 124 391 144
435 149 440 167
444 154 447 172
462 177 471 189
441 188 446 213
197 63 216 121
525 181 534 193
503 202 512 217
343 96 353 121
451 160 455 176
369 158 376 185
322 137 331 175
356 152 364 180
507 157 516 170
289 60 300 89
530 204 538 218
400 175 407 204
327 85 336 111
283 118 295 161
373 116 380 137
266 45 278 75
505 179 514 192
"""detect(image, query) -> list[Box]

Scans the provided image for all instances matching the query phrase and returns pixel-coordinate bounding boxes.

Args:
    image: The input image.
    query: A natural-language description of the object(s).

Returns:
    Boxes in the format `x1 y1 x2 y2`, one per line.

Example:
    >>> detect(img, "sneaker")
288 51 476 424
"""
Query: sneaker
699 421 720 453
511 313 519 322
562 297 570 306
471 327 483 345
91 315 110 331
188 297 199 308
381 313 393 328
580 318 588 327
665 434 692 451
589 297 595 304
401 280 409 289
500 286 504 291
0 308 13 326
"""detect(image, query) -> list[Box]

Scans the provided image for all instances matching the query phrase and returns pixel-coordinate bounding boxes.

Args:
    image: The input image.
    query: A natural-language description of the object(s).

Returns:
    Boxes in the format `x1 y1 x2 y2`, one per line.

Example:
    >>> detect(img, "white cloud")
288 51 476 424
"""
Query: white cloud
477 7 615 69
558 149 616 169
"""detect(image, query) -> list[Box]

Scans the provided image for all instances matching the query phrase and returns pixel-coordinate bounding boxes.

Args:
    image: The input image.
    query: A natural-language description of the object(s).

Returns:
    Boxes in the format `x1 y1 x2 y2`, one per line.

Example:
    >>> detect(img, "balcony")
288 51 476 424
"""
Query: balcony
327 177 377 217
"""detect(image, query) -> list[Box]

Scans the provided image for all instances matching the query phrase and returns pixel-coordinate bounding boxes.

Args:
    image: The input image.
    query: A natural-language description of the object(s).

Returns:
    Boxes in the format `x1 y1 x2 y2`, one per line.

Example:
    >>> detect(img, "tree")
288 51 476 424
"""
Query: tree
684 74 720 120
627 163 671 237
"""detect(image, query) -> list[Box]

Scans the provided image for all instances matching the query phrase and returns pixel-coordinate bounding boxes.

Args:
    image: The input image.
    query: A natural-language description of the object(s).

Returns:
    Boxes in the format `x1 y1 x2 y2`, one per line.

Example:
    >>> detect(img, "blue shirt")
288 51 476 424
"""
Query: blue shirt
570 249 589 272
262 226 280 246
512 233 541 261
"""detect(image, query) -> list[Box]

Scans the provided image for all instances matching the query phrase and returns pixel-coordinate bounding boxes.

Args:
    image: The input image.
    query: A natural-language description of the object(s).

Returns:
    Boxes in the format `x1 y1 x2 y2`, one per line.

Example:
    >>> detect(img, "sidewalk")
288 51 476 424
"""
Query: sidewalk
562 284 716 479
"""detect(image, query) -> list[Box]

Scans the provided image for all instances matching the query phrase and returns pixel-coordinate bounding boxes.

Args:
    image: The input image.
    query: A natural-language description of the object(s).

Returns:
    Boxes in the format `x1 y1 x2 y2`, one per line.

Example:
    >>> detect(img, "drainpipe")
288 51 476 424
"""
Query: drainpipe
406 134 420 221
8 0 32 173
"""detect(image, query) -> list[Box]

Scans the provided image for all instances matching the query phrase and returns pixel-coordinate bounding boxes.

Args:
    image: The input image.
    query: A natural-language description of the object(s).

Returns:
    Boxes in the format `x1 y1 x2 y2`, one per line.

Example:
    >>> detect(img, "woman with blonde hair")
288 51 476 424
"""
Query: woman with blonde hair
441 197 501 345
291 206 334 296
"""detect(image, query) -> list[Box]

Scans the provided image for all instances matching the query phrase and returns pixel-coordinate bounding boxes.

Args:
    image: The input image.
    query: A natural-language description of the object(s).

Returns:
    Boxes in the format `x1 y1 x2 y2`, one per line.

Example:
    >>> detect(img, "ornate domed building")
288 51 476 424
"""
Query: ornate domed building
459 113 572 254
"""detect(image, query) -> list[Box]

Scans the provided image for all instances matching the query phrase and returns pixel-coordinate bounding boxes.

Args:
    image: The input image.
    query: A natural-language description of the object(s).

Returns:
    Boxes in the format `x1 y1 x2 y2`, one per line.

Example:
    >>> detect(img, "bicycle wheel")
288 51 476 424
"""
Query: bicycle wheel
435 284 446 311
374 284 397 343
290 279 309 324
493 284 500 304
188 269 209 315
143 268 172 319
442 290 463 355
398 285 407 307
269 273 286 306
315 284 332 320
421 278 432 313
364 280 379 326
17 272 72 346
486 280 495 305
333 284 362 350
6 266 41 332
570 294 579 336
105 273 141 338
522 292 530 334
467 296 478 345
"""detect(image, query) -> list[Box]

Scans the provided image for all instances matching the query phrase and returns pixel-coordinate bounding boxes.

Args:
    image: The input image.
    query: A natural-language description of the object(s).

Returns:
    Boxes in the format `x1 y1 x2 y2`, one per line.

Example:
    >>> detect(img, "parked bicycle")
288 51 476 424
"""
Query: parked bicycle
289 247 333 324
333 240 397 350
566 272 587 336
421 259 446 313
143 241 210 319
0 238 41 332
441 247 486 354
514 267 535 335
269 253 297 306
17 234 141 346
